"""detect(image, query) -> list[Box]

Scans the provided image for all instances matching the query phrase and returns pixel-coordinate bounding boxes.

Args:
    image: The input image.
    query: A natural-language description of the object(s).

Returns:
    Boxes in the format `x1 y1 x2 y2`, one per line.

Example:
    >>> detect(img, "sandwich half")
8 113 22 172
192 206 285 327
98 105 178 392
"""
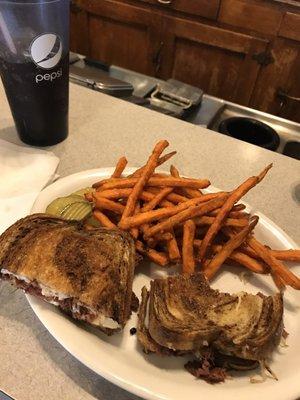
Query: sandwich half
138 273 284 380
0 214 136 334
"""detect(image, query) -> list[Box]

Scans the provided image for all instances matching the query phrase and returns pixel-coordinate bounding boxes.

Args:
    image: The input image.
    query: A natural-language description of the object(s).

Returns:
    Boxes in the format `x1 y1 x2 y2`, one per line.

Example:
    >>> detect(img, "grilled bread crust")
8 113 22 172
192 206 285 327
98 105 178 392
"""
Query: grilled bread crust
139 273 283 361
0 214 136 332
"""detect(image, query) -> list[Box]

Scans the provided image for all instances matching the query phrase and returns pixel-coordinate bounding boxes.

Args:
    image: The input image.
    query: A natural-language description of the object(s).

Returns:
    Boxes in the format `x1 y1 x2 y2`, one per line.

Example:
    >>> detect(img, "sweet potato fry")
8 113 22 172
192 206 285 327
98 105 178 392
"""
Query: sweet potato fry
248 237 300 289
135 240 169 266
170 165 203 198
165 192 189 203
100 176 211 191
231 204 246 212
152 191 188 203
92 177 114 189
93 210 116 229
147 249 169 267
230 238 300 263
154 232 173 242
145 187 224 205
145 194 229 238
227 211 249 219
271 271 286 292
93 196 125 214
94 188 132 199
120 205 179 230
111 156 128 178
131 151 177 177
92 143 172 189
139 188 174 244
182 220 196 274
198 164 272 261
120 140 169 222
95 188 173 207
269 249 300 262
213 204 247 215
204 216 259 280
157 151 177 167
194 216 249 227
209 209 249 219
141 187 173 212
130 202 140 240
120 194 228 230
225 227 296 261
152 173 169 178
239 243 259 258
228 252 265 273
193 240 266 274
145 187 187 204
167 229 181 262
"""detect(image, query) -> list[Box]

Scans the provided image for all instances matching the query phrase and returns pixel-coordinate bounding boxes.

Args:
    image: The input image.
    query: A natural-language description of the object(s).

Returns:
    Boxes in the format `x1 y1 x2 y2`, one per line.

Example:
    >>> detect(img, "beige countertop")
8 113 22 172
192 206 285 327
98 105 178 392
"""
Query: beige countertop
0 82 299 400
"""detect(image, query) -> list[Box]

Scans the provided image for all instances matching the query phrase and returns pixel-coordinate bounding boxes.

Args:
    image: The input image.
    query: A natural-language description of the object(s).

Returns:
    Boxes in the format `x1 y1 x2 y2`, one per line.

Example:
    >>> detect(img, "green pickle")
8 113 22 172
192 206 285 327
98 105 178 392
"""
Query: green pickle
61 202 92 220
72 187 94 197
46 189 93 221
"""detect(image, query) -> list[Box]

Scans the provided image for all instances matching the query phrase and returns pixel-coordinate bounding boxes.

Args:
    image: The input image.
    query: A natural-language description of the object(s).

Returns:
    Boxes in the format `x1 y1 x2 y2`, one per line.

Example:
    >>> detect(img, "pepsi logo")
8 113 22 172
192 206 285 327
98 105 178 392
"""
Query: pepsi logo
30 33 62 69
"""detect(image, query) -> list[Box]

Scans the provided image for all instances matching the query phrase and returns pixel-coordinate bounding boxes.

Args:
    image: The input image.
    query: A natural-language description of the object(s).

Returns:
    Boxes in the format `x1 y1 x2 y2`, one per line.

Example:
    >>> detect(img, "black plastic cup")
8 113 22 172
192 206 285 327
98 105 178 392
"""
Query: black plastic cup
218 117 280 151
0 0 69 146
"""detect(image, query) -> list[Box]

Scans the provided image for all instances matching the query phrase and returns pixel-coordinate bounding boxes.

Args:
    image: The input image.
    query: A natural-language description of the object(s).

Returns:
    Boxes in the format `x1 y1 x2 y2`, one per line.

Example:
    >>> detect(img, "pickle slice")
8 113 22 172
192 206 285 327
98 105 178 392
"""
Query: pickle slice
72 187 94 197
61 201 92 220
46 195 84 216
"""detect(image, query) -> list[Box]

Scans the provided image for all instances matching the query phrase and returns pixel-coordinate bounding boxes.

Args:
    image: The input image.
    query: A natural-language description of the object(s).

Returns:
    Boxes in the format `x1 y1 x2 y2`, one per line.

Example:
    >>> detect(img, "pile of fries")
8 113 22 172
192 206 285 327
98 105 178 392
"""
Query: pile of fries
86 140 300 291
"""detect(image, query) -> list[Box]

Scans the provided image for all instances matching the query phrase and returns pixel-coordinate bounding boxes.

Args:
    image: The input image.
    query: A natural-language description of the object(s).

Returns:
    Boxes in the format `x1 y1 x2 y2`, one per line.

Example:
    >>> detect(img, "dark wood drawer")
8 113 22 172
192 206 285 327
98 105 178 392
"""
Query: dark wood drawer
218 0 282 36
279 12 300 41
138 0 220 20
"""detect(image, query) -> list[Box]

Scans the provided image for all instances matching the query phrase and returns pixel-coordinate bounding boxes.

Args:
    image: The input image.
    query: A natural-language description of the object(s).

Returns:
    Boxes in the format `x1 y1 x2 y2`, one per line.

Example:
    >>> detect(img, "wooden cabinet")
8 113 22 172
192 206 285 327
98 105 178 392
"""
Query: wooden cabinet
218 0 282 36
137 0 220 20
71 0 161 75
250 38 300 121
70 0 300 122
70 0 89 55
159 16 268 105
250 11 300 121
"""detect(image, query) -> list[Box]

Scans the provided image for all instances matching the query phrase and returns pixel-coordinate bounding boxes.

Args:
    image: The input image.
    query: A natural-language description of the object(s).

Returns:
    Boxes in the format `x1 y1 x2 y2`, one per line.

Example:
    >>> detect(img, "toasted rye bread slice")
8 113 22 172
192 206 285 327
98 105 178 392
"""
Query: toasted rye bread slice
139 273 283 361
0 214 136 334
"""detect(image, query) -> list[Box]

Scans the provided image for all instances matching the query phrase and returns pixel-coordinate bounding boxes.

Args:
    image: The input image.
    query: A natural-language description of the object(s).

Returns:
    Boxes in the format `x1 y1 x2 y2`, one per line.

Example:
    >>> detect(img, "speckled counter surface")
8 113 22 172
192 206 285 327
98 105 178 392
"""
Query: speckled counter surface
0 83 299 400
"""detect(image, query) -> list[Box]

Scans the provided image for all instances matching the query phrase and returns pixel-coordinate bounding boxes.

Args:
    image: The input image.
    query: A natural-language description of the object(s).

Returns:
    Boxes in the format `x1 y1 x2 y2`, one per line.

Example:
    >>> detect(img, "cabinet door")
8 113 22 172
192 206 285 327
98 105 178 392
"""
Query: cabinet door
250 38 300 123
70 0 89 55
76 0 162 75
160 16 268 105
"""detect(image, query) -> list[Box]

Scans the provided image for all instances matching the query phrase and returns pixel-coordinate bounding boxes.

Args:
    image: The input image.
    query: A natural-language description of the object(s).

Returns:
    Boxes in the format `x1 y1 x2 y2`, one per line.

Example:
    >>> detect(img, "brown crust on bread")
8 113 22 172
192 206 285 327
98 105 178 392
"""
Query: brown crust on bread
137 286 173 355
139 273 283 361
0 214 136 329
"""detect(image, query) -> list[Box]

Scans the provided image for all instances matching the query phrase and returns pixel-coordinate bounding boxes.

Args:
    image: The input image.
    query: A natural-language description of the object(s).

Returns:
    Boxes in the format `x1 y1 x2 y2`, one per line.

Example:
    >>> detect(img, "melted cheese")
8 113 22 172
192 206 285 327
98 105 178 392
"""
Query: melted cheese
1 268 120 329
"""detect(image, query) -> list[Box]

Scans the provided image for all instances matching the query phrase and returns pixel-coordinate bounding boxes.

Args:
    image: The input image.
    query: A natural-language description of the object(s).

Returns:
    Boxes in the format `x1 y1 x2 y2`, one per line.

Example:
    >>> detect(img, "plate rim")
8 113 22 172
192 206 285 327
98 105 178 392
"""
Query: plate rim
28 167 300 400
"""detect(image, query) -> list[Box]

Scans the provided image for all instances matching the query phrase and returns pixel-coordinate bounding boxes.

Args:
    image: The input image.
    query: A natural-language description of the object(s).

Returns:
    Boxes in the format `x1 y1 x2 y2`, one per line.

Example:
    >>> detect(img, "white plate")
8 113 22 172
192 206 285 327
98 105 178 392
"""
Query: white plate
30 168 300 400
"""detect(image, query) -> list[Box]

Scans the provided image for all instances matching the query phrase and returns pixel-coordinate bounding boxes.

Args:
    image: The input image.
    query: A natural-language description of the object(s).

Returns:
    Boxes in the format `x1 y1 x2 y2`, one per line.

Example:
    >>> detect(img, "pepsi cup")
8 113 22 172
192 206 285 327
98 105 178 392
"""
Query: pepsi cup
0 0 69 146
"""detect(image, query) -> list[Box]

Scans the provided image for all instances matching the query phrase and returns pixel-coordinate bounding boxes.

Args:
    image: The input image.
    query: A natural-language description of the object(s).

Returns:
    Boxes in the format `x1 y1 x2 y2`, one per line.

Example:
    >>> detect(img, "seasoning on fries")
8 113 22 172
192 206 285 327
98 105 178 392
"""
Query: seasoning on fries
86 140 300 291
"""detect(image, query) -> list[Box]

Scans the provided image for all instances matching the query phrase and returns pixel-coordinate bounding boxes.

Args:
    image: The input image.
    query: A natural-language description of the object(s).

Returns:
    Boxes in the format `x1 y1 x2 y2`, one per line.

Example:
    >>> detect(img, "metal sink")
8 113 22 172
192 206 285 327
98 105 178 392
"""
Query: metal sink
69 53 300 159
109 66 300 158
109 65 161 98
206 97 300 155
